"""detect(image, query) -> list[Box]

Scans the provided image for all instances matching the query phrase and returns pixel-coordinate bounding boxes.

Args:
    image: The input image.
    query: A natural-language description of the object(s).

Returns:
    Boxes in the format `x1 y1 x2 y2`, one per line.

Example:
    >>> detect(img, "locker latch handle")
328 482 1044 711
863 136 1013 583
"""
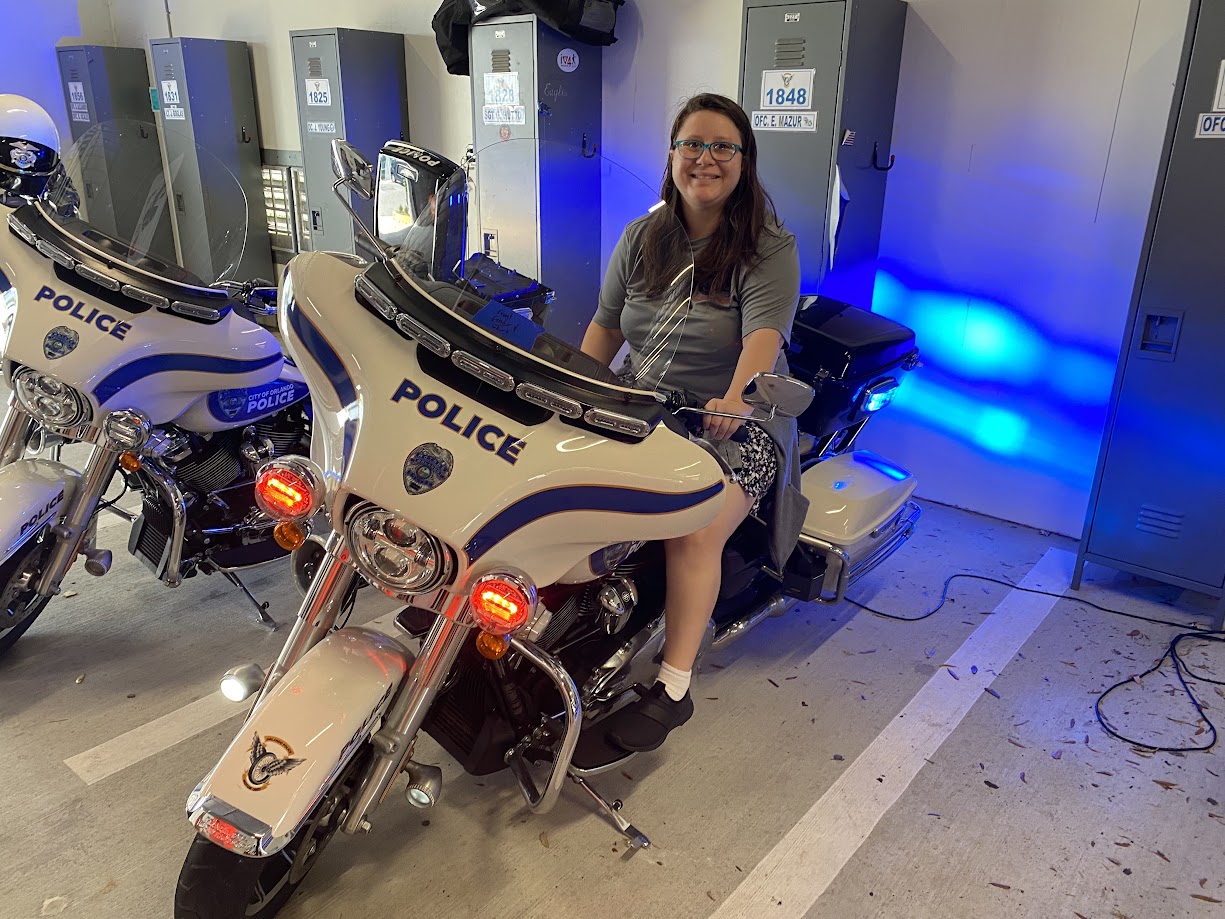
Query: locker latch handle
872 141 895 172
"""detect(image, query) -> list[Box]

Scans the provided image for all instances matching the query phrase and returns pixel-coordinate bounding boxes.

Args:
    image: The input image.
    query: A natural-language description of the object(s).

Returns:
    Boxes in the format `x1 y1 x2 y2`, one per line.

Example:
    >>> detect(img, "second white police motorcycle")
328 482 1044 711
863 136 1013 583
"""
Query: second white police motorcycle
176 137 921 917
0 114 310 655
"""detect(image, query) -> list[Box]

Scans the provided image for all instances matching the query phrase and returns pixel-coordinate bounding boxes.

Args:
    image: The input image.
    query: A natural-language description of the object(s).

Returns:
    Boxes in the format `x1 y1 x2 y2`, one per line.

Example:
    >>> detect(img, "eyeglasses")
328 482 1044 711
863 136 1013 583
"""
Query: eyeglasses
671 139 743 162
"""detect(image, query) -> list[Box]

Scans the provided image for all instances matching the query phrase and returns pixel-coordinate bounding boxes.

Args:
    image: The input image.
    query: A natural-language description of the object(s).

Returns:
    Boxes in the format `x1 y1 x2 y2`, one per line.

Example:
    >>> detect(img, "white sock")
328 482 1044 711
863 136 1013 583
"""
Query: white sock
657 662 691 701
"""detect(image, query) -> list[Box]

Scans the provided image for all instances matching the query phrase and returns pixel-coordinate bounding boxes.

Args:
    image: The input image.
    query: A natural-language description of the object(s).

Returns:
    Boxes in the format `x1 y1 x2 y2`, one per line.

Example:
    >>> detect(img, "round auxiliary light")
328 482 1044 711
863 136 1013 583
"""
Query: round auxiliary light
470 571 536 636
254 456 323 522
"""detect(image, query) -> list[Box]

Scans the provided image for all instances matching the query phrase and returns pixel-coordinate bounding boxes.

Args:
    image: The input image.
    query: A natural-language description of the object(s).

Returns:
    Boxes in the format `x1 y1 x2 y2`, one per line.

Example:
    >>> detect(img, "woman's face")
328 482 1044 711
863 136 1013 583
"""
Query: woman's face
669 110 744 218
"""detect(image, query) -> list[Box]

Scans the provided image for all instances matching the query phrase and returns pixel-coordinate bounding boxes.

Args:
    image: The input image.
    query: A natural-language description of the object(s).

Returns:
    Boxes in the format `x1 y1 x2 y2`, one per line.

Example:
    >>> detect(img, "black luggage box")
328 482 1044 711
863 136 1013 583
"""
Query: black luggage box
786 295 918 439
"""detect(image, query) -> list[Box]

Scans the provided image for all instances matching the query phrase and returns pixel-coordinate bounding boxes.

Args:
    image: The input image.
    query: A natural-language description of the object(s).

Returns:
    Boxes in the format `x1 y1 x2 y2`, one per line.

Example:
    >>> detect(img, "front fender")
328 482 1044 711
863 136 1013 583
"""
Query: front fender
186 626 412 856
0 459 79 564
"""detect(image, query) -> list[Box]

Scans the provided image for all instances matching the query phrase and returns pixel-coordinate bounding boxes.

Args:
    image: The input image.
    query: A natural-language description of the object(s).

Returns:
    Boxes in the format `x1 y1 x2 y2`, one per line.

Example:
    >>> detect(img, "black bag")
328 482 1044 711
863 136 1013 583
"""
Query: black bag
432 0 624 76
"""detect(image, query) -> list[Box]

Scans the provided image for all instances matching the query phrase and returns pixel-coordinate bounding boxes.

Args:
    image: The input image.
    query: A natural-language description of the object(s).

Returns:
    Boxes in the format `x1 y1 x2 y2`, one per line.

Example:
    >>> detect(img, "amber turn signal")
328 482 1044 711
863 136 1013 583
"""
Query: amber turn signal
475 630 510 660
273 522 306 551
118 452 142 473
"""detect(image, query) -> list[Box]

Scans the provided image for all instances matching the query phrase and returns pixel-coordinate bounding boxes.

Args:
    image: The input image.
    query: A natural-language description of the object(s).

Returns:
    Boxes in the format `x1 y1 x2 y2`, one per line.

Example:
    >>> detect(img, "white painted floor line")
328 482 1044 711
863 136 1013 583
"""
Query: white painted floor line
64 691 244 786
708 547 1075 919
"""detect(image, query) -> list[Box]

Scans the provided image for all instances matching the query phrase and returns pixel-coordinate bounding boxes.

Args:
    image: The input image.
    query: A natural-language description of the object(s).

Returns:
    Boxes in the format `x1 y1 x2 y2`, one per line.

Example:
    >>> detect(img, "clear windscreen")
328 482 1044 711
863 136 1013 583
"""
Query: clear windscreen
42 119 248 286
376 138 693 392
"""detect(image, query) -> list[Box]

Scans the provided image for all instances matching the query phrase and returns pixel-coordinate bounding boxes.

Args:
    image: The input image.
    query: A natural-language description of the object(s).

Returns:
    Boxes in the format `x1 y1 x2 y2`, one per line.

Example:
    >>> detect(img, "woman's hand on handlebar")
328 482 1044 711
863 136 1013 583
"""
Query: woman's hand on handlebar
703 397 752 441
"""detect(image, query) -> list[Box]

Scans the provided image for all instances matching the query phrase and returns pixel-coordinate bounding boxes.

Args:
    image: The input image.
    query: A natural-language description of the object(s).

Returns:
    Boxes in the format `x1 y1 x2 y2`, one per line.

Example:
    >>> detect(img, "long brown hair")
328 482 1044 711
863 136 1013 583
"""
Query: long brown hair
641 93 779 298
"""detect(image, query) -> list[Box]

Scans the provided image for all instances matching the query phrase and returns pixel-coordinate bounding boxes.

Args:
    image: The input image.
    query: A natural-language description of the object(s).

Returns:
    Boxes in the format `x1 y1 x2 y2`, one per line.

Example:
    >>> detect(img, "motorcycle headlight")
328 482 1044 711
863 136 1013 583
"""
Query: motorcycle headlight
12 367 92 428
347 504 453 595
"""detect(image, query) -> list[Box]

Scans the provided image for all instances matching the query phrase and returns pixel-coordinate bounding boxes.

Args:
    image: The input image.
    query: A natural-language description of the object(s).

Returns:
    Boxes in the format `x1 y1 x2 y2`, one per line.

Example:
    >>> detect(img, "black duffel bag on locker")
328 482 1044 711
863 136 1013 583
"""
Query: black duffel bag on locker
433 0 625 75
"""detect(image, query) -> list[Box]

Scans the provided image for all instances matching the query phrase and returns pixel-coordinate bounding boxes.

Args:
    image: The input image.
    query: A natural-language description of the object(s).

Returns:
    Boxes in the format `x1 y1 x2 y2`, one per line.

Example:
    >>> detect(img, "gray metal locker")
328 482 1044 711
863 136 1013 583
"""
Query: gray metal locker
739 0 906 309
56 45 175 262
469 14 603 346
290 28 409 258
149 38 272 283
1073 0 1225 627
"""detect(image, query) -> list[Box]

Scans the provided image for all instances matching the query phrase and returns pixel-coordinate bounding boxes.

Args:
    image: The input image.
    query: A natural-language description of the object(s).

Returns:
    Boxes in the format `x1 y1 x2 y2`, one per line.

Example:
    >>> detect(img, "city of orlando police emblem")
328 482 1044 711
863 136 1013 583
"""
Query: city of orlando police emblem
43 326 79 359
403 443 454 496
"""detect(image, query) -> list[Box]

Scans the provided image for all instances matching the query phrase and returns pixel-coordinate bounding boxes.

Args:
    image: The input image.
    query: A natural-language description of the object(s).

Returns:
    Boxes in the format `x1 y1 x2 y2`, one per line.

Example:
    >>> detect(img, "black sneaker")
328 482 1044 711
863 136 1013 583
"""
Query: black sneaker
605 682 694 753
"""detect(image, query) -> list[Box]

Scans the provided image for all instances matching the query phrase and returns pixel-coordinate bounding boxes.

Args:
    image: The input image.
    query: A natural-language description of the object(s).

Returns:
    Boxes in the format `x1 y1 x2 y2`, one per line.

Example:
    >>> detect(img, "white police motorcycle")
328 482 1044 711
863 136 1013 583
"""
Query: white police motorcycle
0 102 310 655
174 136 921 917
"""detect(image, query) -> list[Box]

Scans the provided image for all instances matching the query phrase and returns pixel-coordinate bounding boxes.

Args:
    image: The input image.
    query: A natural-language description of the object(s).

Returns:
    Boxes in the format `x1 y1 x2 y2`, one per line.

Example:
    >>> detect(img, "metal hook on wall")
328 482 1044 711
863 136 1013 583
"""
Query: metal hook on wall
582 133 598 159
240 127 253 144
872 141 895 172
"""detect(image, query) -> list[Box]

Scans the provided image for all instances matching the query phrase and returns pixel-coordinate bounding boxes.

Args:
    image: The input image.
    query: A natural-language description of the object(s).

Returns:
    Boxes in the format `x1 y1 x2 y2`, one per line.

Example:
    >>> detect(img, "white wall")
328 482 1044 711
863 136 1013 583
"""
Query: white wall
857 0 1189 537
0 0 115 144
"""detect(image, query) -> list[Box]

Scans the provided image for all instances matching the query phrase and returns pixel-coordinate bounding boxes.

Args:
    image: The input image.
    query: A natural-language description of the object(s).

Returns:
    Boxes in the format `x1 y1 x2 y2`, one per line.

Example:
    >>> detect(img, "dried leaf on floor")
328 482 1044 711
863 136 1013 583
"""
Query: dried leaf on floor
925 647 936 659
1051 750 1062 760
1201 879 1208 888
1020 772 1027 783
1075 912 1091 919
860 649 877 654
1208 797 1219 806
539 832 551 849
984 781 999 789
62 591 78 598
988 882 1011 890
1191 895 1223 904
1154 850 1169 862
1107 857 1121 866
984 687 1001 699
621 771 634 781
768 678 779 688
1061 661 1078 668
948 670 960 681
832 754 844 761
1008 738 1026 748
707 891 716 902
1153 780 1179 791
971 665 978 674
74 674 85 684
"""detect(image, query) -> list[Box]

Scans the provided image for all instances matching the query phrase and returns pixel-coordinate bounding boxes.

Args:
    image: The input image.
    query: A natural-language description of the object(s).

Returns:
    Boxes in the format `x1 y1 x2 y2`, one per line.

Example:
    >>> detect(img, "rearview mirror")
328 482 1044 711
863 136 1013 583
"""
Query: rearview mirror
742 372 814 419
330 140 374 200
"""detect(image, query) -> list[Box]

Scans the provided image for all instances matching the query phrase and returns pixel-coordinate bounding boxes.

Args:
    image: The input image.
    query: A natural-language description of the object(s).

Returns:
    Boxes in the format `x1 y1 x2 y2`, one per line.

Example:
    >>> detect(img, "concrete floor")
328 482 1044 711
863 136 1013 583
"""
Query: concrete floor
0 494 1222 919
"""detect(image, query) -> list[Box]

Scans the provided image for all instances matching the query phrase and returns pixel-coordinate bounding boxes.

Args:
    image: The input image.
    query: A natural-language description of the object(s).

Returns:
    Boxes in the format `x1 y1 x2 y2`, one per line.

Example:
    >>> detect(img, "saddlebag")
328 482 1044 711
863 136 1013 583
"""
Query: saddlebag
786 295 917 441
783 451 920 603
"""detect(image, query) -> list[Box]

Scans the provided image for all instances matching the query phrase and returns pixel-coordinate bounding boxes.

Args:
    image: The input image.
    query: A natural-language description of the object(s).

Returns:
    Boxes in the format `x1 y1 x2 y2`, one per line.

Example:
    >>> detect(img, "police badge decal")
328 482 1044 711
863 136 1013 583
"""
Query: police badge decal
403 443 454 496
10 140 41 171
43 325 79 359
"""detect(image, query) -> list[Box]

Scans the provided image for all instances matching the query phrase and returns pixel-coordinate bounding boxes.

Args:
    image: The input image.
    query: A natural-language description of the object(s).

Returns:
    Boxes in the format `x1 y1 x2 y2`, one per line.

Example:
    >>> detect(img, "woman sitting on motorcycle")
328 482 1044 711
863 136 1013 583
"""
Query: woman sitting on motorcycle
580 92 808 752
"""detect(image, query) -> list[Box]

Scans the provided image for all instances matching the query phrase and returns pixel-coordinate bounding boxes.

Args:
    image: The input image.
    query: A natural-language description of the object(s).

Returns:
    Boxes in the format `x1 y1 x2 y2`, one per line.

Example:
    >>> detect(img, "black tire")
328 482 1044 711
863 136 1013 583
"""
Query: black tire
0 531 53 657
175 750 367 919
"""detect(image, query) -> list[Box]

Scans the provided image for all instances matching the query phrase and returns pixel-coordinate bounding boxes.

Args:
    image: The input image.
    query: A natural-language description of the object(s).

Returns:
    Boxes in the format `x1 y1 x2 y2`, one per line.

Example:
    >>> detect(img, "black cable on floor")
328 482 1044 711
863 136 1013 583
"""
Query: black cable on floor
1094 632 1225 753
843 572 1225 752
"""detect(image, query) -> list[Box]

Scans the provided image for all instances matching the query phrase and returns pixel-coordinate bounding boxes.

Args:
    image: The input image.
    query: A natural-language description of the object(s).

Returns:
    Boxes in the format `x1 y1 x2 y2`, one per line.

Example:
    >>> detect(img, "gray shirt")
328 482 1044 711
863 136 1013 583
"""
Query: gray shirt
593 214 810 572
593 215 802 403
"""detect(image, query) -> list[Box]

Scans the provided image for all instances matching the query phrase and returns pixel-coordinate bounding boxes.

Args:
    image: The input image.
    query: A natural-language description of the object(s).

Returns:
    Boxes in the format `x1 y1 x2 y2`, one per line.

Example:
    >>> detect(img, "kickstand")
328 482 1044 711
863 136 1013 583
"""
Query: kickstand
568 771 651 850
203 561 277 630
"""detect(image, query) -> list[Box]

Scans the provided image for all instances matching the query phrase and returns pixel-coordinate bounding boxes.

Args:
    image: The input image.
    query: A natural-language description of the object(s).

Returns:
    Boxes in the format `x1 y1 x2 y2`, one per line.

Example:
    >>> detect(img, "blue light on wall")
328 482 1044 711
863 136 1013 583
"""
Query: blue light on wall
872 264 1116 488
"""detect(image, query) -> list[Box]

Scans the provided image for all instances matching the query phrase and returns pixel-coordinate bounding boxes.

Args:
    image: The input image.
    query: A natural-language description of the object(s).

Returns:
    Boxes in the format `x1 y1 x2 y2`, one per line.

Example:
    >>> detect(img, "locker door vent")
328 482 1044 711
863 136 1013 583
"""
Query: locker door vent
67 68 80 81
491 49 512 73
308 57 324 78
1135 504 1184 540
161 64 176 81
774 38 806 68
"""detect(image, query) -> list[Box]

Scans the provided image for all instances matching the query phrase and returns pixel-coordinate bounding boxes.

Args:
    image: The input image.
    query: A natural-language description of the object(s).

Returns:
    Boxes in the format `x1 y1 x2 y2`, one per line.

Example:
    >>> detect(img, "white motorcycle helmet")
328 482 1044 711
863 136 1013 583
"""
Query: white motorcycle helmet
0 94 61 205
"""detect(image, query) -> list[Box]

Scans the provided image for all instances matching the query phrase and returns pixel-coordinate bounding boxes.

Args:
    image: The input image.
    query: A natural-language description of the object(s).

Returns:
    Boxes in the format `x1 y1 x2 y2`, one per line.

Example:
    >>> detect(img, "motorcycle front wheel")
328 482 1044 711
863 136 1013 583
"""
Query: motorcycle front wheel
174 750 369 919
0 530 54 657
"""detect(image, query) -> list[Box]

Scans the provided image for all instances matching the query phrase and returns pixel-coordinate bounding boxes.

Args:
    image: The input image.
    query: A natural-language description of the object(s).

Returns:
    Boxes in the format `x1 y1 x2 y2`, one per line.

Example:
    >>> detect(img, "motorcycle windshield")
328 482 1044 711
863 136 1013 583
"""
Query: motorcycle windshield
375 137 693 394
39 119 248 287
